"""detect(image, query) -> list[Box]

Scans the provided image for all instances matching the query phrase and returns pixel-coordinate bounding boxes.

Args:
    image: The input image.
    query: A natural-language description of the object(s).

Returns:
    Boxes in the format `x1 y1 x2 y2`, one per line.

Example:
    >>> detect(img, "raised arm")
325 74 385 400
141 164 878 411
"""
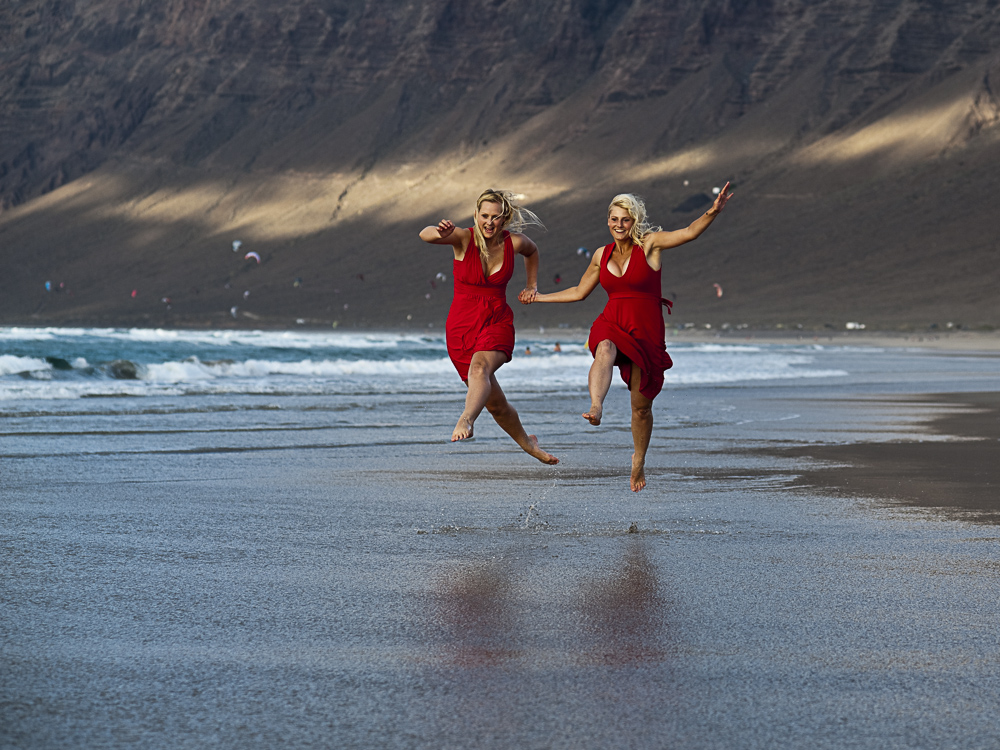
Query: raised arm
419 219 471 248
645 181 734 253
520 247 603 304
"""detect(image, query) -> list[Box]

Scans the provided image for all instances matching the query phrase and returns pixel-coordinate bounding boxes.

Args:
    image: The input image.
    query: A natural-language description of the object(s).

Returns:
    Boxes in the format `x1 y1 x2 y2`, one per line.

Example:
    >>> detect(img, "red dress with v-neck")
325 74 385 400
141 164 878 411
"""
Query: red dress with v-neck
446 229 516 381
588 242 673 400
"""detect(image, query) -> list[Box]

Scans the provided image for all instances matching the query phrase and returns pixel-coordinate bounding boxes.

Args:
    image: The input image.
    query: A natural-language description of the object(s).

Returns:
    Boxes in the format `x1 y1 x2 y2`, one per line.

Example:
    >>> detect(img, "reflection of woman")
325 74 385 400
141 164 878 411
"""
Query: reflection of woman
521 184 733 490
420 189 558 465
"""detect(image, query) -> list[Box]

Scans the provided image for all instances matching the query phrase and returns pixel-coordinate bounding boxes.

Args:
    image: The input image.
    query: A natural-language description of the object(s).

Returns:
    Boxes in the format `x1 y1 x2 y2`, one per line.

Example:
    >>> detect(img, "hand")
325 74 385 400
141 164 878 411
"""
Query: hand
518 287 538 304
436 219 456 238
710 181 734 215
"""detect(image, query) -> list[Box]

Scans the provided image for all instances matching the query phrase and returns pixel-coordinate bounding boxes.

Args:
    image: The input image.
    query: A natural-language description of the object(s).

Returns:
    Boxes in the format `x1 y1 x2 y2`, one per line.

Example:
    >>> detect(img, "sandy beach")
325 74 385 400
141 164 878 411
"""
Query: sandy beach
2 334 1000 749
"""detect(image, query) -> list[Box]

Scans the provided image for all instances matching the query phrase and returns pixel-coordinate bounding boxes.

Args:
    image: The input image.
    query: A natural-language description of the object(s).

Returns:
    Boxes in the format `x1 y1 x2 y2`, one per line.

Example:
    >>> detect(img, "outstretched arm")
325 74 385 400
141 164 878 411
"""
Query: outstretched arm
419 219 470 248
645 181 734 252
520 248 602 304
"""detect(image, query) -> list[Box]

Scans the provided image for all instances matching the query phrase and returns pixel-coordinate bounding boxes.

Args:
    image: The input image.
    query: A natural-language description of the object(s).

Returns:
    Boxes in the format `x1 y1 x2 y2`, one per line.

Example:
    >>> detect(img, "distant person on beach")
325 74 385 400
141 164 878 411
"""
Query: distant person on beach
520 183 733 489
420 189 559 465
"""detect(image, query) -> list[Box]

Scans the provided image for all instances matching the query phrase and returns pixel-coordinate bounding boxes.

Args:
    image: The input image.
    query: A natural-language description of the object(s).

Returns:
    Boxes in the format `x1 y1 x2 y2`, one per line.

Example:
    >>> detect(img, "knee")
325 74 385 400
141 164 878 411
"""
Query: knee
632 403 652 420
467 358 491 380
595 339 616 358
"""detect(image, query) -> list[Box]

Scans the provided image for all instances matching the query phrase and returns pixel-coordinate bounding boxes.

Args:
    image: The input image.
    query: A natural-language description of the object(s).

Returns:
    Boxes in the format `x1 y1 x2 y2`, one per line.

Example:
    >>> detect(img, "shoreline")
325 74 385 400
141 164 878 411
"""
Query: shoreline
667 329 1000 351
772 391 1000 524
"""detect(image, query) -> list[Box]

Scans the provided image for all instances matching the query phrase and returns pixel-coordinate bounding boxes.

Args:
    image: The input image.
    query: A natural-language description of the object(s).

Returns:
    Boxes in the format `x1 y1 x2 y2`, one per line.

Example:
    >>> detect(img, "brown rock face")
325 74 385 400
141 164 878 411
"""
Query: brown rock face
1 0 999 329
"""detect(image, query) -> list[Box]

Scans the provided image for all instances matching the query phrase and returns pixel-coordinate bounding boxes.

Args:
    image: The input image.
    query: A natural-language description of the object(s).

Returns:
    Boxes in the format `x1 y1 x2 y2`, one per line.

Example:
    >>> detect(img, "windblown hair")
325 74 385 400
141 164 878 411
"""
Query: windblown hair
472 189 544 272
608 193 661 244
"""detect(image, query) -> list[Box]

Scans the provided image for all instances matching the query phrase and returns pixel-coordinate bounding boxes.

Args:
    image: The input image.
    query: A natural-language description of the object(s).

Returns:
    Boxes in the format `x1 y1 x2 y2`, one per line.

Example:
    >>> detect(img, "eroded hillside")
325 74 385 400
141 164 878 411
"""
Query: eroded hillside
1 0 998 329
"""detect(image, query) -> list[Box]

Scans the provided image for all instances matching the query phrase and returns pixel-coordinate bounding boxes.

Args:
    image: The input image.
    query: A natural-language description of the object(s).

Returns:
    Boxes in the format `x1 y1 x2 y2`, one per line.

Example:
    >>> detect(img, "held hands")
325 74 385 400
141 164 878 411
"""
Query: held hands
518 287 538 304
709 181 734 216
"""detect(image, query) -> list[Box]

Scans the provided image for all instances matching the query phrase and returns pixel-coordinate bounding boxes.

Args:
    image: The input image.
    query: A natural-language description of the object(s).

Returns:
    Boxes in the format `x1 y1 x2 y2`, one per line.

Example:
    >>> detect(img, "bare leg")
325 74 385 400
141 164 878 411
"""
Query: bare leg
452 350 508 441
584 339 617 426
628 362 653 492
485 374 559 464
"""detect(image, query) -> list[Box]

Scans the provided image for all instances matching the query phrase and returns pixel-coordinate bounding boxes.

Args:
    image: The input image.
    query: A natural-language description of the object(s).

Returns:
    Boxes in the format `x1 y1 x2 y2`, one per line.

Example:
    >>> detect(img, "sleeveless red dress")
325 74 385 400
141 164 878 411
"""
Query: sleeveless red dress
588 242 673 400
446 229 516 381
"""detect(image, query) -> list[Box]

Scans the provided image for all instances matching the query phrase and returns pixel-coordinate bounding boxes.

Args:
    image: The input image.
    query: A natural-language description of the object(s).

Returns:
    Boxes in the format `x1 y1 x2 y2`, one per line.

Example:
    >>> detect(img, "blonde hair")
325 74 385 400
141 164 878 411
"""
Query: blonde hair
608 193 661 244
472 189 544 271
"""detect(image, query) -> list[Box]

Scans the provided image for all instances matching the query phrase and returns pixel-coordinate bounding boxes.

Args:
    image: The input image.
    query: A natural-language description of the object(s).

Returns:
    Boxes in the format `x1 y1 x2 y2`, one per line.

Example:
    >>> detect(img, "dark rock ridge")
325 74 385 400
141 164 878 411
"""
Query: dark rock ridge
1 0 999 328
5 0 998 209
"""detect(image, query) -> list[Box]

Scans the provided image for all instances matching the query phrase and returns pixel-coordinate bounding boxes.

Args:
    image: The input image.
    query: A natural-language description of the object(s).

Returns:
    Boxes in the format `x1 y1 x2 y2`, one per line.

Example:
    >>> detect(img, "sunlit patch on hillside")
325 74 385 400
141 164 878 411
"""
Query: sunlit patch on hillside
38 150 576 246
795 93 982 166
629 137 786 182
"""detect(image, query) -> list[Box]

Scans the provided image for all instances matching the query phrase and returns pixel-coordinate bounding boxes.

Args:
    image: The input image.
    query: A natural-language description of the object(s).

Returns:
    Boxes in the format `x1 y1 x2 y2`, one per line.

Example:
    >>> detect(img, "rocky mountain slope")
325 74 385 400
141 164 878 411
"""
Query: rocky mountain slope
1 0 999 330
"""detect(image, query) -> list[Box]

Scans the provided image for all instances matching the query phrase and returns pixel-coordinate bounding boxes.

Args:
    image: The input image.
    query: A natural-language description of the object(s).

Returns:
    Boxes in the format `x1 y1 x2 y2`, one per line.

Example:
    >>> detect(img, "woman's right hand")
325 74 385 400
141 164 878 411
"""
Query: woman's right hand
436 219 455 238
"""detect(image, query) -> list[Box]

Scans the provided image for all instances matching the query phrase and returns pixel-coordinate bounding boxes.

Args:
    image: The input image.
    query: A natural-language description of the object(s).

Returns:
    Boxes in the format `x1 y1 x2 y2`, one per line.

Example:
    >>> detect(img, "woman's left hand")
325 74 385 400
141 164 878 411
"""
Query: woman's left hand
711 181 734 214
518 287 538 304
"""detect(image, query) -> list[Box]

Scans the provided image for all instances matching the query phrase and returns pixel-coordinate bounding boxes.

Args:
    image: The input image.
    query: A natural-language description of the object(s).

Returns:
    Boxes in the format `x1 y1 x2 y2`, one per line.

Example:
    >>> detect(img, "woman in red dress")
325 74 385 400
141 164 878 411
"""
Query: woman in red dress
520 184 733 490
419 188 558 465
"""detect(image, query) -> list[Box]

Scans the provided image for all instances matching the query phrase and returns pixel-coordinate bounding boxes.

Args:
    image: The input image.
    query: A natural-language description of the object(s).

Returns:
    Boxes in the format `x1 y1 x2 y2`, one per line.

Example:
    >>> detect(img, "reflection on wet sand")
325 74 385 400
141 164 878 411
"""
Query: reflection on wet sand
434 561 521 667
431 540 670 669
579 540 671 666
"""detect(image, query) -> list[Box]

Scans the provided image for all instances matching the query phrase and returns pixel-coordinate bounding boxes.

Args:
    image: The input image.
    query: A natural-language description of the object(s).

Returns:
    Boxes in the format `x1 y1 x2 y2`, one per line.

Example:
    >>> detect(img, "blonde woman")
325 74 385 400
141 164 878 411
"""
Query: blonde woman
420 189 558 465
520 184 733 489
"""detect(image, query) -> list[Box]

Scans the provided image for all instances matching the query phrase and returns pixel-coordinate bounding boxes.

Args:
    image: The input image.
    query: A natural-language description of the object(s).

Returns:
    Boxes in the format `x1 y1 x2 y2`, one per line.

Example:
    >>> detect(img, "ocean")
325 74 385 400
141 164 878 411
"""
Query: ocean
3 326 996 452
0 327 851 402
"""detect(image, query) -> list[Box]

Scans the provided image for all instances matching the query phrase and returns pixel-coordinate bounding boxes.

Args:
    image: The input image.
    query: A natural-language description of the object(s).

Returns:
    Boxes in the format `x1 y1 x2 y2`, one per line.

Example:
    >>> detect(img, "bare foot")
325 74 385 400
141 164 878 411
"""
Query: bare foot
525 435 559 465
630 453 646 492
451 417 474 442
582 403 602 426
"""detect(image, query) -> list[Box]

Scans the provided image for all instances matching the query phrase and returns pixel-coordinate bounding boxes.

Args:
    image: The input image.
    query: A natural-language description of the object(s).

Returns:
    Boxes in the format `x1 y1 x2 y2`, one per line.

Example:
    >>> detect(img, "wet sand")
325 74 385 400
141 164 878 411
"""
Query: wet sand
3 371 1000 747
776 392 1000 523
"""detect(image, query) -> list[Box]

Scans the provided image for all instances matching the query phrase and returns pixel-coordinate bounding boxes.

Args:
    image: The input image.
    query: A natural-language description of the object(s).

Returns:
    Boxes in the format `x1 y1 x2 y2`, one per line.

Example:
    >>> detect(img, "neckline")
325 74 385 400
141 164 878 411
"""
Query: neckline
605 242 634 279
482 232 508 278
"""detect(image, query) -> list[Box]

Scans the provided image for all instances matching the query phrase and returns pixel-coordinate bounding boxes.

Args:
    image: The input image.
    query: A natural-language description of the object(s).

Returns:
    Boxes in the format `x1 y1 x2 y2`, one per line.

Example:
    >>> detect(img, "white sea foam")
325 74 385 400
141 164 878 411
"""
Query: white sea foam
0 327 851 400
664 352 846 384
142 357 459 383
681 344 764 353
0 355 51 375
0 381 187 400
0 326 446 351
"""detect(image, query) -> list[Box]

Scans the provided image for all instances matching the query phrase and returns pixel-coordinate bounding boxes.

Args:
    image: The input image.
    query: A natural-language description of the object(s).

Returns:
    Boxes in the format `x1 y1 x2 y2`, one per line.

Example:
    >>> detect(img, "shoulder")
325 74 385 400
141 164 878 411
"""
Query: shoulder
583 246 603 274
507 231 537 254
448 226 473 259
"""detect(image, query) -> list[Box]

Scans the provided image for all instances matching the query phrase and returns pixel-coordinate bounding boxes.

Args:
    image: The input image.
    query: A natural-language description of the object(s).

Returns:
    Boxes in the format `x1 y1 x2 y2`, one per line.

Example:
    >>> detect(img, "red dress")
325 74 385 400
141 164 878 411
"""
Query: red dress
588 242 673 400
446 229 516 381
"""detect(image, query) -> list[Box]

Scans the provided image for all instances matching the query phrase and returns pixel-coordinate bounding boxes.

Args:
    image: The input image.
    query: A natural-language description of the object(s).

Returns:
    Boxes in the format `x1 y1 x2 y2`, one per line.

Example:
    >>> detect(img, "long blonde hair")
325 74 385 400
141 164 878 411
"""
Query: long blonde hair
472 189 544 272
608 193 661 244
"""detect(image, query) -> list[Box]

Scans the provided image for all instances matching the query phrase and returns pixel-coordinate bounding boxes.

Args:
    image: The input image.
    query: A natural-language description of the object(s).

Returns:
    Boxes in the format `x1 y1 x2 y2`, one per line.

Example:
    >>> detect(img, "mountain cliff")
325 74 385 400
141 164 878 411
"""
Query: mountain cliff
2 0 999 330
